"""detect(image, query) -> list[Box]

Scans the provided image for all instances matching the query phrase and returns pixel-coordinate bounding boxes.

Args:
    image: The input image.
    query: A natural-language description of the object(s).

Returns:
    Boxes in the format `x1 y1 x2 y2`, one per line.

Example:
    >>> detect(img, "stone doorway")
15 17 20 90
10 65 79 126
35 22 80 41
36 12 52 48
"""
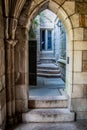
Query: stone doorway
29 9 67 98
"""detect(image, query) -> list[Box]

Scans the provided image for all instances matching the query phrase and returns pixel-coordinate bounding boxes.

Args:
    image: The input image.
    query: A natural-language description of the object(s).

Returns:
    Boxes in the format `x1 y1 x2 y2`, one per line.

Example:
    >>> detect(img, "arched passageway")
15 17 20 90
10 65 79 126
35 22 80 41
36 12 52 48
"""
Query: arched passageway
15 0 74 120
1 0 87 129
29 9 67 97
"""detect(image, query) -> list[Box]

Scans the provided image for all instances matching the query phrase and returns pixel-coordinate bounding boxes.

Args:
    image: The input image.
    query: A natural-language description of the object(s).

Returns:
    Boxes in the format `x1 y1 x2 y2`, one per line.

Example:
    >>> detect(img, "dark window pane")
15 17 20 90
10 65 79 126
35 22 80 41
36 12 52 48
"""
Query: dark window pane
40 30 45 50
47 30 52 50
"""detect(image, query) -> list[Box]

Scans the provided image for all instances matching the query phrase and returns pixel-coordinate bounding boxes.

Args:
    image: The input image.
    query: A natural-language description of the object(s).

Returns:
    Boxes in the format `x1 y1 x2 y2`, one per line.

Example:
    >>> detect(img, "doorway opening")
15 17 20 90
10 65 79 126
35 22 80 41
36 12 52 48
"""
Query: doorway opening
29 9 66 97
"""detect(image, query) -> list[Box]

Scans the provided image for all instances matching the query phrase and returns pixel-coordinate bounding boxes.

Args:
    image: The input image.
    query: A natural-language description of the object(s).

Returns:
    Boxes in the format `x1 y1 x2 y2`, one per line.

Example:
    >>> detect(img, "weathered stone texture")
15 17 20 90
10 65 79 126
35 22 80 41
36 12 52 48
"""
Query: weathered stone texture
16 27 28 40
62 1 75 16
16 85 28 100
74 41 87 51
70 14 79 28
77 111 87 119
84 28 87 40
73 72 87 84
82 51 87 71
72 85 84 98
83 61 87 71
74 51 82 72
76 3 87 14
79 15 87 27
83 51 87 60
74 28 84 40
71 98 87 111
53 0 65 5
16 100 28 113
83 85 87 97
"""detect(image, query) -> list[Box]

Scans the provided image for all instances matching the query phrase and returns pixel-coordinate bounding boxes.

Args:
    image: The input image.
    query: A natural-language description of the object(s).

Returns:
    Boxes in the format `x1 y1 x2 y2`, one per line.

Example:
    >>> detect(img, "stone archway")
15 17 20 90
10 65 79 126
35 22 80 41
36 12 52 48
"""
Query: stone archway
3 0 87 127
15 0 74 113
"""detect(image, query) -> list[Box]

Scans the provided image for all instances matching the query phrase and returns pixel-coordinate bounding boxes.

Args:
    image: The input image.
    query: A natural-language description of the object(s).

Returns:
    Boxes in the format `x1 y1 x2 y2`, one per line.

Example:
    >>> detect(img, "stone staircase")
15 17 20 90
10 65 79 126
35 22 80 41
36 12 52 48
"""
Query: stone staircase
22 96 75 123
37 63 61 78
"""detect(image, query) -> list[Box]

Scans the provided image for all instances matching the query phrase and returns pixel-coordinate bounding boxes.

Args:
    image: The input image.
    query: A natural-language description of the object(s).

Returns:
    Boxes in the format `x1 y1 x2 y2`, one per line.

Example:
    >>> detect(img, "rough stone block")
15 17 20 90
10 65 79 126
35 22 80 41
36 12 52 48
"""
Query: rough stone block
74 51 82 72
74 41 87 51
62 1 75 16
76 2 87 14
84 28 87 40
57 7 67 22
74 28 83 40
82 51 87 60
83 85 87 97
49 0 59 14
67 29 73 41
63 18 72 31
77 111 87 119
70 14 79 28
53 0 65 5
79 15 86 27
73 72 87 84
71 98 87 111
83 61 87 71
72 85 84 98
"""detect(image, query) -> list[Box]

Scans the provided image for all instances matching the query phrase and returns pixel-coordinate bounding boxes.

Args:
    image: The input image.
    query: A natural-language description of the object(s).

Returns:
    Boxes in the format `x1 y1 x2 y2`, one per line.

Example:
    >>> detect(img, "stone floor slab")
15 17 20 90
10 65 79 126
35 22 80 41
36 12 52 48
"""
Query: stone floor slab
29 77 65 96
7 120 87 130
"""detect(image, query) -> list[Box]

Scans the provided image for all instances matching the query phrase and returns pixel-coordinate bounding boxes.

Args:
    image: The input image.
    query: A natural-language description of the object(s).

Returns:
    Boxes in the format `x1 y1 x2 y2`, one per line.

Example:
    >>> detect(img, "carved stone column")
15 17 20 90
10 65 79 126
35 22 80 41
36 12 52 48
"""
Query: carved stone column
5 40 17 125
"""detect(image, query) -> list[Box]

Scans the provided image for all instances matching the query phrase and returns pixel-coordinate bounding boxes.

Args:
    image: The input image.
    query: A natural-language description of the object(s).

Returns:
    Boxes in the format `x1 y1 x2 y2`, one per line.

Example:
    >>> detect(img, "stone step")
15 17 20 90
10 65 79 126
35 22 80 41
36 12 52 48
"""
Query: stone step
40 58 55 63
28 96 68 108
37 64 59 70
37 73 61 78
37 69 60 74
22 108 75 123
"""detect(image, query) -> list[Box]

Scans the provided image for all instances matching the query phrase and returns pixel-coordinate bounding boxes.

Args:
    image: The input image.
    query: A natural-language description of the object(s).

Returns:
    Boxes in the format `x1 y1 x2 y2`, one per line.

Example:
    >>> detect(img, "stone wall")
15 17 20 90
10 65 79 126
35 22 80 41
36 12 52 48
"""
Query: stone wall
68 1 87 119
0 0 6 129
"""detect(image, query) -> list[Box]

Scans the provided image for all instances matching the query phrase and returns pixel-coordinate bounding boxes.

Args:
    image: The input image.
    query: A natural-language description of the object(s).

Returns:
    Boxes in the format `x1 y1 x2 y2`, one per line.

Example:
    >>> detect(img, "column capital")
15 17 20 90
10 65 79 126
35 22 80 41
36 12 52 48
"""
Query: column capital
6 39 18 47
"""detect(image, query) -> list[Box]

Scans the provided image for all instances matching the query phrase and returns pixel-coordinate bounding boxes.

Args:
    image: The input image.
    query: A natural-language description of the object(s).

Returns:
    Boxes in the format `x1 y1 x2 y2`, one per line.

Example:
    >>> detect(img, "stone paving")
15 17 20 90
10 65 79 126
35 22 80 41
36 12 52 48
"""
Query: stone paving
29 77 65 96
7 120 87 130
